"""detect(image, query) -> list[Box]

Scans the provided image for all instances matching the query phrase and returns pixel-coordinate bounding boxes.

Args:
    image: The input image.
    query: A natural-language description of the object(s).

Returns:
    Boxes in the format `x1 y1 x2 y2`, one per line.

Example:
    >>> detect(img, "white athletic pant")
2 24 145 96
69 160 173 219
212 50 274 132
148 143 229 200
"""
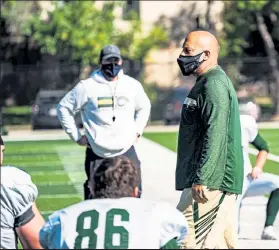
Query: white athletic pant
236 173 279 231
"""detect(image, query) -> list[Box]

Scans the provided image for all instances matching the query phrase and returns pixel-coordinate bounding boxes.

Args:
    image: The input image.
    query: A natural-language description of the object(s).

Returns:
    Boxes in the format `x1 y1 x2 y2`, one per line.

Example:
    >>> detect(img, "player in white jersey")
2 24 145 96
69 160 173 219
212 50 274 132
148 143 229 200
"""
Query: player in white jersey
40 156 188 249
237 102 279 240
0 135 45 249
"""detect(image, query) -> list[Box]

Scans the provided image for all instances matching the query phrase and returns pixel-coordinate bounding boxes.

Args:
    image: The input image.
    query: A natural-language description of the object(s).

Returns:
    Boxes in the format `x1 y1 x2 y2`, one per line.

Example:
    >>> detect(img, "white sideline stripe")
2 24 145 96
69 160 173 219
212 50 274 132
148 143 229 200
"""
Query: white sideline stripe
37 181 73 185
2 134 70 142
30 169 83 176
40 194 81 199
37 181 86 186
248 148 279 163
32 170 66 175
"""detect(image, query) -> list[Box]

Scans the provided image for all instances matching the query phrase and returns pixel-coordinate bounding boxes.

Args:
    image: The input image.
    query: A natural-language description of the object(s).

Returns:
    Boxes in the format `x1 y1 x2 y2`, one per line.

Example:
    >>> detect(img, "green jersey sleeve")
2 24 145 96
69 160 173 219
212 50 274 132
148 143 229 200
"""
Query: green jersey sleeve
194 80 230 185
161 238 179 249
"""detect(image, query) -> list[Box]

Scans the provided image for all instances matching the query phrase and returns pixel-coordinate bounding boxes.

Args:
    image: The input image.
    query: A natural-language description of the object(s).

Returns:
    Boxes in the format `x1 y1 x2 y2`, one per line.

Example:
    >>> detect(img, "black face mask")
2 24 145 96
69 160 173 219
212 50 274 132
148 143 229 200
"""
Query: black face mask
101 63 121 81
177 52 204 76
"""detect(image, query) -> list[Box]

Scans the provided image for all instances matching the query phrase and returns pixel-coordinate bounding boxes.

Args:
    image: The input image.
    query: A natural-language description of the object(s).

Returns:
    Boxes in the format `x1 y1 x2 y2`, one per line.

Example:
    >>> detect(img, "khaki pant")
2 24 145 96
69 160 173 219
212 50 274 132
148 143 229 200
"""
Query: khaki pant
177 188 238 249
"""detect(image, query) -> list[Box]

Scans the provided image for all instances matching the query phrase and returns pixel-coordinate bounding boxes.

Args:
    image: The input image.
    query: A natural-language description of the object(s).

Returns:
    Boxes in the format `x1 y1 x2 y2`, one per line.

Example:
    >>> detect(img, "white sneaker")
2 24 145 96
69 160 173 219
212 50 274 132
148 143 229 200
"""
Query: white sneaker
261 226 278 240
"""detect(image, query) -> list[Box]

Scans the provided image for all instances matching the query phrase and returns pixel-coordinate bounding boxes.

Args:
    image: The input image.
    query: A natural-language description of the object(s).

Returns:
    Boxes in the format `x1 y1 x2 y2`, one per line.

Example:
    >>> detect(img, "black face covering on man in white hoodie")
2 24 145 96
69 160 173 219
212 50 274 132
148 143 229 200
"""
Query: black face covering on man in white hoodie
101 63 121 81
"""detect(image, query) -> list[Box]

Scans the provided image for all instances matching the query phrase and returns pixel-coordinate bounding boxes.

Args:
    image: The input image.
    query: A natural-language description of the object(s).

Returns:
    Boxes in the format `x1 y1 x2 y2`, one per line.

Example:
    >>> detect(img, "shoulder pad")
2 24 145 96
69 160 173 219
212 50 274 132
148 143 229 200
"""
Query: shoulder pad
1 166 38 217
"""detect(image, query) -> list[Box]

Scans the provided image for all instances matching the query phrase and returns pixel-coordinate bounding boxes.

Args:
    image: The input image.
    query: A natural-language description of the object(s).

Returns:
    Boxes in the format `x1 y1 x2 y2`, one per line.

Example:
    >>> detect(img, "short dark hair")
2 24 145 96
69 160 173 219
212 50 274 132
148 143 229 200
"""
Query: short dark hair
90 156 138 199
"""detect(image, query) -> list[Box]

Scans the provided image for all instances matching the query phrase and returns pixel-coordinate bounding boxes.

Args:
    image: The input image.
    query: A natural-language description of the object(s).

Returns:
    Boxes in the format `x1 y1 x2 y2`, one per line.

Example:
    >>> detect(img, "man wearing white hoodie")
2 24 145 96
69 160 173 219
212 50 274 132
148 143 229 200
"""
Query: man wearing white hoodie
57 45 151 200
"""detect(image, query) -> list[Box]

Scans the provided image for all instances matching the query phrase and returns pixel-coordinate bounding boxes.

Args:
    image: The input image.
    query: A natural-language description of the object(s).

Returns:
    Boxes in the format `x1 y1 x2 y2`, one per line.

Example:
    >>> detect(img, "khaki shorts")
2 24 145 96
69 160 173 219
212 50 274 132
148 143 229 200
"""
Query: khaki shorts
177 188 238 249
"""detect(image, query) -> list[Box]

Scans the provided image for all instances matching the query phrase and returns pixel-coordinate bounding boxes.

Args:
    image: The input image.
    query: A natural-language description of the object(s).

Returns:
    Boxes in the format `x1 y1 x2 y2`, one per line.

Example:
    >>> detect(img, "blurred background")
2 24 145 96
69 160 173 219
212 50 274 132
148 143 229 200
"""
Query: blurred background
1 0 279 133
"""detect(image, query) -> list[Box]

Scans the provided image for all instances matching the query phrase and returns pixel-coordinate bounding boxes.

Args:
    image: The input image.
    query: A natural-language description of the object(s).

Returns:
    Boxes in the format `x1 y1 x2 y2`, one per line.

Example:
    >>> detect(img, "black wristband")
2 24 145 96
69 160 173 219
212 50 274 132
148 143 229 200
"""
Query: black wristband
14 206 35 228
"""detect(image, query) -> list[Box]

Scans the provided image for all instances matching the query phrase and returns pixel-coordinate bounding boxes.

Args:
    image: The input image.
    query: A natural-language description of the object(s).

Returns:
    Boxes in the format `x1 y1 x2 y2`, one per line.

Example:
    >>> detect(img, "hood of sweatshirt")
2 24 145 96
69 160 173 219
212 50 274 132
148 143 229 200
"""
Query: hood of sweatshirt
90 69 124 84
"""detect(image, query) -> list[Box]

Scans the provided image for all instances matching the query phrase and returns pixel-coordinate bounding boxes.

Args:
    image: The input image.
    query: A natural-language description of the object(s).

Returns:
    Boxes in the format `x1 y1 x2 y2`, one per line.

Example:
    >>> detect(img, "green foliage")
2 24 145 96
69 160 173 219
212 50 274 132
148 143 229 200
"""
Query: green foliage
2 106 31 115
1 0 35 36
237 0 268 11
3 1 168 66
220 1 252 57
26 1 116 65
221 0 278 57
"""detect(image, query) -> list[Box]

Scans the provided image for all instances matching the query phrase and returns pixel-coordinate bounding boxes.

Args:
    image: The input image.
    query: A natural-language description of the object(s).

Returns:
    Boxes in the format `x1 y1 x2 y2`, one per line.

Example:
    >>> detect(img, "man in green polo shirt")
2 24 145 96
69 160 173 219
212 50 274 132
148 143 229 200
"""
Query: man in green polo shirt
175 30 244 249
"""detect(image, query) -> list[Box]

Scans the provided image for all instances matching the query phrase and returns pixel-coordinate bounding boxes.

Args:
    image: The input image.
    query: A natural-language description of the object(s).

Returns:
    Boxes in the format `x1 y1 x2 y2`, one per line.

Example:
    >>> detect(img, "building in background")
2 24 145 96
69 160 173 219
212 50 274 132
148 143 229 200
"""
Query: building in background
96 0 224 87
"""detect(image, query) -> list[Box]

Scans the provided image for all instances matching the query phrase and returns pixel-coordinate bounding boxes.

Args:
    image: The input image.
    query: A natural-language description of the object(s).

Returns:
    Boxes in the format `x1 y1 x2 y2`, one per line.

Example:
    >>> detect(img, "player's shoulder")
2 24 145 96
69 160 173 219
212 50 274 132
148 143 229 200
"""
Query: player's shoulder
1 166 34 187
1 166 38 217
202 76 230 101
240 114 257 128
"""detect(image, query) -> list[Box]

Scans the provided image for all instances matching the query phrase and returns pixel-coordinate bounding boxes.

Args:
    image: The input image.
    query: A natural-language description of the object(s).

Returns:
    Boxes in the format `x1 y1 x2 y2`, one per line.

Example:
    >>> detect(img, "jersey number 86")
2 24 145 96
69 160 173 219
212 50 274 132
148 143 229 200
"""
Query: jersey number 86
74 208 129 249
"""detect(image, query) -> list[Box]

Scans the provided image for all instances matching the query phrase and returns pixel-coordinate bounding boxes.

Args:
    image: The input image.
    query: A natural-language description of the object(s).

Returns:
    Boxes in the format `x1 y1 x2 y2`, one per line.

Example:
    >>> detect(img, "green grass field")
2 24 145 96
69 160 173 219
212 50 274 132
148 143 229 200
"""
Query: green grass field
144 129 279 176
3 129 279 248
4 140 85 220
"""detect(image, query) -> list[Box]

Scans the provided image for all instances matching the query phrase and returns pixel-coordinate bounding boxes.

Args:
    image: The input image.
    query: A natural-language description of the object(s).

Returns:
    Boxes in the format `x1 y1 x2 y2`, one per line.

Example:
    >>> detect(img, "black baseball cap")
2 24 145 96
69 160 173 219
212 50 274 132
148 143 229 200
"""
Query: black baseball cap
99 45 122 63
0 135 4 146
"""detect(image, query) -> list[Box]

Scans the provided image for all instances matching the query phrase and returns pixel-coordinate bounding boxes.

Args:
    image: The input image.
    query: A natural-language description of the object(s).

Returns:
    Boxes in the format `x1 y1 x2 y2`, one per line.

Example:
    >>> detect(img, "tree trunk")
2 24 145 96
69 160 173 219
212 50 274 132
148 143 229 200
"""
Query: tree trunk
255 11 279 118
206 0 215 34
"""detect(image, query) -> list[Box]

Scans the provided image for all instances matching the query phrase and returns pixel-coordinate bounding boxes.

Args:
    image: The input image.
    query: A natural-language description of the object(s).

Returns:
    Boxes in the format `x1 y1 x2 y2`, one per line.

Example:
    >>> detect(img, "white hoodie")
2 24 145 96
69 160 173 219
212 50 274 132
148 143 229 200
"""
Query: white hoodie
57 69 151 158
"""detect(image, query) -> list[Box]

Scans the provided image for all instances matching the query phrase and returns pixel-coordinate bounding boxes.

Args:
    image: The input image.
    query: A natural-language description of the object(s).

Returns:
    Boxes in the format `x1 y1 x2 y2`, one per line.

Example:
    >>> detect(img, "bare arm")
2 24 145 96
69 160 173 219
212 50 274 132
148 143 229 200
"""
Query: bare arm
16 203 45 249
254 150 268 171
250 133 269 179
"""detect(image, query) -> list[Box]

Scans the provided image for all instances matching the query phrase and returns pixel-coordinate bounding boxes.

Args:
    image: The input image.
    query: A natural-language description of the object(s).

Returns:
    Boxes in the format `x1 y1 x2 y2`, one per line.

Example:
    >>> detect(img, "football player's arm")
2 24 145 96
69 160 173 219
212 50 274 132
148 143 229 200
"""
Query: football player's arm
195 81 230 186
161 238 179 249
57 81 87 142
251 133 269 171
39 211 63 249
11 168 44 249
158 203 188 249
246 116 269 174
16 203 45 249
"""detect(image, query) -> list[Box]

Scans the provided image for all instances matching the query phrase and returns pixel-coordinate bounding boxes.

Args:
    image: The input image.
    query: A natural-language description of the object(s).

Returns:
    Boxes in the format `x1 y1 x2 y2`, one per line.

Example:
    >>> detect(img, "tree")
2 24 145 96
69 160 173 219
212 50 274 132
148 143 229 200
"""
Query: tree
12 1 167 76
221 0 279 118
238 0 279 118
1 0 38 37
26 1 116 67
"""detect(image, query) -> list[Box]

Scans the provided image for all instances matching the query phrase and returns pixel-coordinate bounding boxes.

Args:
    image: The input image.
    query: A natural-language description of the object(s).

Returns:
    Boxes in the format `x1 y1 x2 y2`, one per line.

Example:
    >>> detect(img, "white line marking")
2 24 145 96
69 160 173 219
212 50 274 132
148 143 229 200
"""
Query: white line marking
29 169 84 176
39 194 81 199
31 170 66 175
3 135 71 142
36 181 73 186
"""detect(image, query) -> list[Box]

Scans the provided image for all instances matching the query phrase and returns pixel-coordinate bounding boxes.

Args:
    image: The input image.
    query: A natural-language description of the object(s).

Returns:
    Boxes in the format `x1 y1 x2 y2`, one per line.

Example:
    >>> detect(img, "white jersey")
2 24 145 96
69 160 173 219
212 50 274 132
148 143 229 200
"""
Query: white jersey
40 198 188 249
0 166 38 249
240 115 258 176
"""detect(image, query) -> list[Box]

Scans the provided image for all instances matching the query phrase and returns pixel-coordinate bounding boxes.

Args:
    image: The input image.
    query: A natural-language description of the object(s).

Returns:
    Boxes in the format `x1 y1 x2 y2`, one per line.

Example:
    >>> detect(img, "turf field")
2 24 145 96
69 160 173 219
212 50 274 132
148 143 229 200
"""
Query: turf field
4 140 86 220
144 129 279 176
4 129 278 221
3 129 279 248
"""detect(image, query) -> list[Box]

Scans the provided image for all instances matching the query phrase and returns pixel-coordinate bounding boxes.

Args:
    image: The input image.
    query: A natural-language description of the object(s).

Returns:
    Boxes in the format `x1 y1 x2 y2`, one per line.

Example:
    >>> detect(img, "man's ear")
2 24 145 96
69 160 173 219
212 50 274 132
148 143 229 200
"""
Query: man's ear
202 50 210 61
